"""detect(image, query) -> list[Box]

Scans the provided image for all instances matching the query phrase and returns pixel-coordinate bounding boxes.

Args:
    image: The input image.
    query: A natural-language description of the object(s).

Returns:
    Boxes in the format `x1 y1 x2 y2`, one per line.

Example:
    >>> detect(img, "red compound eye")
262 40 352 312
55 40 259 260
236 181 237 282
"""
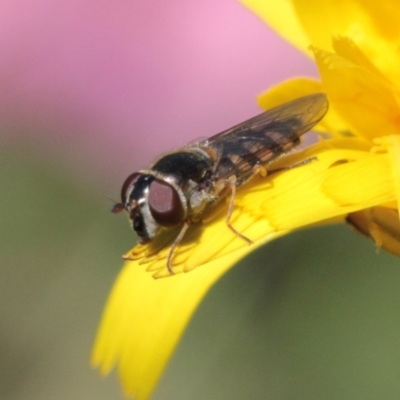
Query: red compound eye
148 179 185 227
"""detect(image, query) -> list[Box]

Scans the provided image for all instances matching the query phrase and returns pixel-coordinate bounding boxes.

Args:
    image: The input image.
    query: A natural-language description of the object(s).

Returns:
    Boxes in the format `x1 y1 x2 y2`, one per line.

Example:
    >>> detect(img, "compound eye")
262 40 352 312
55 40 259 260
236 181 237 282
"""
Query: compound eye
148 179 185 227
120 172 140 204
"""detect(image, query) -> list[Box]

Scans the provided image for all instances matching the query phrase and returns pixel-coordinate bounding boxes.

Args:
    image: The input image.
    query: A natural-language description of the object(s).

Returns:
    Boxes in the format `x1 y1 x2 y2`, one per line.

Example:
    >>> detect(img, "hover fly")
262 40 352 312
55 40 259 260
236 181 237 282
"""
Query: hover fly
112 93 328 273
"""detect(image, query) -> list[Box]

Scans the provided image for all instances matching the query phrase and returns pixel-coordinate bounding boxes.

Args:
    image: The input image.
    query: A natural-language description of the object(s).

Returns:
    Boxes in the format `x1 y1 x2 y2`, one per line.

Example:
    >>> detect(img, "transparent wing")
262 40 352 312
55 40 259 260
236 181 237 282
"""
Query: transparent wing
201 93 328 184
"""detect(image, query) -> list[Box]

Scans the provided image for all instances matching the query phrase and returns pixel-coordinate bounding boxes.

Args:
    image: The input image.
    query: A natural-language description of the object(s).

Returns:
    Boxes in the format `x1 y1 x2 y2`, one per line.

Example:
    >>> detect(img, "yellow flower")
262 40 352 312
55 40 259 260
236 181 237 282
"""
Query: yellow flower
92 1 400 398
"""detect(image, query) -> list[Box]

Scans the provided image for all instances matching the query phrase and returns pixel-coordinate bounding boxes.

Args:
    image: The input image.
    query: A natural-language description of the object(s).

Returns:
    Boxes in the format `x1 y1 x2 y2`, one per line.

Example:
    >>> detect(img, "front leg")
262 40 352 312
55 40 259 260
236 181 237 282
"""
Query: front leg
166 221 190 274
223 175 253 245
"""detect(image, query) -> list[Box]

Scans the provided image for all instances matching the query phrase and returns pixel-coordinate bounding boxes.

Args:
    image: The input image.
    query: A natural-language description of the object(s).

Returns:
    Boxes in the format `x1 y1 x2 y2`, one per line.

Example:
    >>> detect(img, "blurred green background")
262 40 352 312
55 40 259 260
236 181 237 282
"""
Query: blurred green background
2 144 400 400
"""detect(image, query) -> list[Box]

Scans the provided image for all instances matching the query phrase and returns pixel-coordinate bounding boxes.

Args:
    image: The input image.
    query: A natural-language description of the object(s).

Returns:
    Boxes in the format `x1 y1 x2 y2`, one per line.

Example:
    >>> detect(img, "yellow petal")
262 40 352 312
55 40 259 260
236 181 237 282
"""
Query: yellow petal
257 77 323 109
257 148 394 229
243 0 400 84
347 206 400 256
241 0 310 55
332 36 390 83
91 241 276 400
374 135 400 211
311 46 400 141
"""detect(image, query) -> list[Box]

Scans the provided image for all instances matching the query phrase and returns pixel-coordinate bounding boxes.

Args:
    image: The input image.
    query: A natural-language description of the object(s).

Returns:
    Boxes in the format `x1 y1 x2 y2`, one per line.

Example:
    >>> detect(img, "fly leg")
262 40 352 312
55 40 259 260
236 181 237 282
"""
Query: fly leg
166 221 190 274
225 177 253 245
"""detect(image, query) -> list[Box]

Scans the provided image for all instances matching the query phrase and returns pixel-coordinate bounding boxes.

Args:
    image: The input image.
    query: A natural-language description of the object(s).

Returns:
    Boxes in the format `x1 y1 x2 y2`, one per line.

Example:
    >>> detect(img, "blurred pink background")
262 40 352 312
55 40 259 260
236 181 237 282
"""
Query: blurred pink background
1 0 316 190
